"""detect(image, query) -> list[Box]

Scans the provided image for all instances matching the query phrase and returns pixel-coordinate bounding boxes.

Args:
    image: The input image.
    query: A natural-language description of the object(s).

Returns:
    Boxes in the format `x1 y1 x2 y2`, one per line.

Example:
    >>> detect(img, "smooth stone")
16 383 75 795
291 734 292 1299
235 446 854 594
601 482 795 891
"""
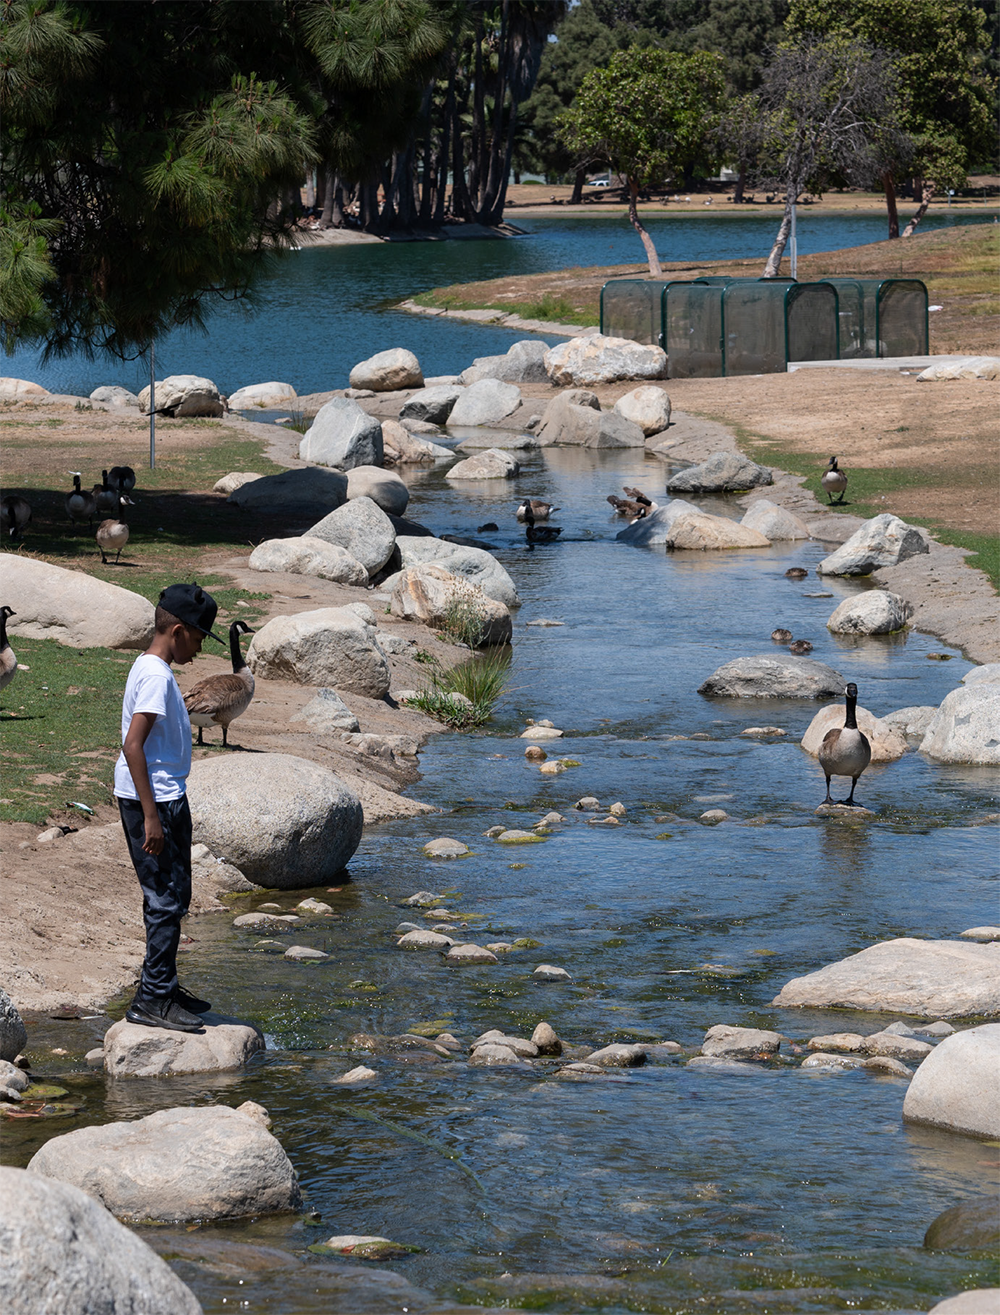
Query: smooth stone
862 1055 914 1077
456 431 538 451
536 391 645 448
699 654 845 699
468 1043 529 1066
554 1062 608 1080
306 496 396 576
473 1032 537 1057
423 838 470 858
826 589 912 635
398 384 464 424
388 565 512 645
290 688 360 735
815 802 877 819
299 398 383 470
381 417 452 463
963 663 1000 686
586 1043 647 1068
544 334 666 386
213 470 263 495
699 809 728 825
228 466 347 516
686 1056 765 1073
659 507 771 551
228 381 296 410
189 755 363 888
402 890 438 906
0 988 28 1062
531 1022 562 1055
800 1052 865 1070
247 607 390 695
102 1014 264 1079
349 348 422 392
90 384 140 407
332 1066 377 1085
903 1024 1000 1138
445 944 498 964
394 534 519 607
538 761 565 775
861 1031 934 1062
521 726 563 739
883 705 937 739
533 964 572 983
961 927 1000 943
525 618 564 627
740 498 811 540
806 1033 865 1053
534 812 564 828
284 946 329 961
772 939 1000 1018
0 377 49 401
314 1234 418 1259
345 465 409 516
4 557 154 650
292 897 332 913
248 536 368 585
0 1166 202 1314
741 726 786 736
817 513 929 576
397 930 454 949
233 912 299 928
613 384 671 435
0 1059 28 1092
138 374 222 417
574 796 600 810
26 1106 301 1222
445 447 520 480
496 829 544 844
924 1196 1000 1251
614 498 698 546
928 1294 1000 1315
702 1025 781 1060
801 702 908 763
459 340 549 385
486 942 513 954
446 378 521 427
920 685 1000 765
666 450 772 495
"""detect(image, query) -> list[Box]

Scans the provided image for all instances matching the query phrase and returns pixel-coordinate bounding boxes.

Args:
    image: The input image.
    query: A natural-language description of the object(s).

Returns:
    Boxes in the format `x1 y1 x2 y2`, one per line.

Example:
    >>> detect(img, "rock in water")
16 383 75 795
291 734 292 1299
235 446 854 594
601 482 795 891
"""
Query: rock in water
772 939 1000 1018
247 607 390 695
666 451 773 495
698 654 845 699
188 754 363 888
801 702 908 763
544 334 667 386
0 988 27 1062
306 496 397 577
299 398 383 470
826 590 912 635
0 1165 203 1315
903 1024 1000 1138
536 392 645 448
817 513 929 576
398 385 465 424
4 557 154 650
387 565 512 646
248 536 368 585
102 1013 264 1078
740 499 811 541
924 1195 1000 1251
701 1025 781 1059
920 685 1000 765
445 448 520 480
349 348 423 392
26 1105 302 1222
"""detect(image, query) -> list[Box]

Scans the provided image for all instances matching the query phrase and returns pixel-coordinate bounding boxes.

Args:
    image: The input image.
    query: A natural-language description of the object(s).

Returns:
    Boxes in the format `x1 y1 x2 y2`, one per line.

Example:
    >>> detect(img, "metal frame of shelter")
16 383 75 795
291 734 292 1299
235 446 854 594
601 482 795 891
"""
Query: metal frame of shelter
818 278 928 359
599 279 669 346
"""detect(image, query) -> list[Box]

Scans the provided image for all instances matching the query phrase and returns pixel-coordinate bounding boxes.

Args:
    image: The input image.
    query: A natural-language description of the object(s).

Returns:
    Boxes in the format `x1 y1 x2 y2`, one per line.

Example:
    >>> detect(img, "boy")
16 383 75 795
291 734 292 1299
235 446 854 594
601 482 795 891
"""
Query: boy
115 583 223 1032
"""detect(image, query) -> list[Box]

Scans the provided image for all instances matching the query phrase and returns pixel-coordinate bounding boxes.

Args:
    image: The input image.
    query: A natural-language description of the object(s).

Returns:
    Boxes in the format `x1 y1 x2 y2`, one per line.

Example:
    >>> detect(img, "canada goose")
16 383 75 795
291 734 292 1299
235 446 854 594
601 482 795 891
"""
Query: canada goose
607 494 648 519
821 456 848 505
65 473 96 526
519 501 562 544
817 682 871 806
517 499 559 523
108 465 136 496
0 606 17 695
771 628 793 644
93 470 118 518
1 495 32 541
95 494 133 564
785 567 809 580
622 486 656 508
789 639 813 654
184 620 256 747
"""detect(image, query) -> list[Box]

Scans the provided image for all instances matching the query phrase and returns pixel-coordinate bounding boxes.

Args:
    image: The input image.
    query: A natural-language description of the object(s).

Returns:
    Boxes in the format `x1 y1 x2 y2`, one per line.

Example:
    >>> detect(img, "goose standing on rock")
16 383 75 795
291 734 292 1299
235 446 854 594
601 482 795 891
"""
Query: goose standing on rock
817 682 872 807
184 620 256 748
1 495 32 541
0 606 17 698
821 456 848 505
95 493 134 564
65 473 96 527
517 499 559 523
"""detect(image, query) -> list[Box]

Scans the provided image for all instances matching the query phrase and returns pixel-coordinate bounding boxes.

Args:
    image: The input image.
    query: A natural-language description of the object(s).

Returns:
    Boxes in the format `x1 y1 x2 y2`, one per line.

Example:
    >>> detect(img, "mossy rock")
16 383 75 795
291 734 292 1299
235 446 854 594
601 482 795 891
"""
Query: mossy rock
496 830 545 844
21 1083 69 1100
510 937 542 949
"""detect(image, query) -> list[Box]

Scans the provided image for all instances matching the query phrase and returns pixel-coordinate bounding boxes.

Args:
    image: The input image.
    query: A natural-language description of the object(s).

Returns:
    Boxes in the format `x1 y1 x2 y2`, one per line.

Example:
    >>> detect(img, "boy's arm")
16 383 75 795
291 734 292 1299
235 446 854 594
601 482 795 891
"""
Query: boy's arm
122 712 164 855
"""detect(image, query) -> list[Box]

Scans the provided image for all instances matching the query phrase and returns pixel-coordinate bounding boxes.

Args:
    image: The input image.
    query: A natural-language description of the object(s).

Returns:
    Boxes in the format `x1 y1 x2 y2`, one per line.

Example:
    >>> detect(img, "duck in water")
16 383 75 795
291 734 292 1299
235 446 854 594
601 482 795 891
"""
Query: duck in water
517 499 559 523
817 682 872 807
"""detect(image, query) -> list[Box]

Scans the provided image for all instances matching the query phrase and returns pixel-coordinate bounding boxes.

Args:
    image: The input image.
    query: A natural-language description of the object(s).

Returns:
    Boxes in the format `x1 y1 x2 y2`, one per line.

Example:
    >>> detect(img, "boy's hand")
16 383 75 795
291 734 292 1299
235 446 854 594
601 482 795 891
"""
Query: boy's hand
142 812 165 855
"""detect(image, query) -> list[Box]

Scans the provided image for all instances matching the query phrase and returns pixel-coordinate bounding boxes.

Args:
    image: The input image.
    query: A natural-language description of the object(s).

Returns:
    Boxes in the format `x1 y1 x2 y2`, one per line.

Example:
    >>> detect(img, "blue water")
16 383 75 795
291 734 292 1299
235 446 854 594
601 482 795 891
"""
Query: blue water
7 212 992 398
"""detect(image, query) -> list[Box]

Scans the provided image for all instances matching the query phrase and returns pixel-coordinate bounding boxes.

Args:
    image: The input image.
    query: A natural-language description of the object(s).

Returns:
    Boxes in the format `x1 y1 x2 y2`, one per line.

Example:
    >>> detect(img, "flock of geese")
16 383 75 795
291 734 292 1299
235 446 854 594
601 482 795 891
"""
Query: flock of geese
1 465 137 564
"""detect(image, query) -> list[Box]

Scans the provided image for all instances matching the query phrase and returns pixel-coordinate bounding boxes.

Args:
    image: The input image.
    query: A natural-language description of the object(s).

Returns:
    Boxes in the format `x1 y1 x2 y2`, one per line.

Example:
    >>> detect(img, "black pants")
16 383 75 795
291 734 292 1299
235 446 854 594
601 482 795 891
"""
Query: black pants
118 795 192 1001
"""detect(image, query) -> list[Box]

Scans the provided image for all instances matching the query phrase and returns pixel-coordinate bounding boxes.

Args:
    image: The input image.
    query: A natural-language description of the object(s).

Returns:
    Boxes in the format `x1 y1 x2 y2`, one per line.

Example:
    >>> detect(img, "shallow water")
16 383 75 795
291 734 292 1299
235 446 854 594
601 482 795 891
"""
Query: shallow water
5 441 998 1313
9 210 993 398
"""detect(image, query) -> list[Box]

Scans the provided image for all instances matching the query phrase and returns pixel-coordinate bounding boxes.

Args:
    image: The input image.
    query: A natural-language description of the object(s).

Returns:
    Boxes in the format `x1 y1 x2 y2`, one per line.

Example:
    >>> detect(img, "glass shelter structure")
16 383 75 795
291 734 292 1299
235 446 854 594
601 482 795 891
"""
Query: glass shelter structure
819 278 928 358
599 279 668 346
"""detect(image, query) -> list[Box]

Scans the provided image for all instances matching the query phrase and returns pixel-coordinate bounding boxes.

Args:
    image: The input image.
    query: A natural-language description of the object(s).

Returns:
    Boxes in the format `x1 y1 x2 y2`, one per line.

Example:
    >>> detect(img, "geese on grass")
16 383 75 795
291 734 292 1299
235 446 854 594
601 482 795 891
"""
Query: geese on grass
65 473 96 527
183 620 256 748
821 456 848 505
1 495 32 541
817 682 871 807
93 471 119 518
516 499 559 523
0 606 17 697
108 465 136 496
95 493 134 564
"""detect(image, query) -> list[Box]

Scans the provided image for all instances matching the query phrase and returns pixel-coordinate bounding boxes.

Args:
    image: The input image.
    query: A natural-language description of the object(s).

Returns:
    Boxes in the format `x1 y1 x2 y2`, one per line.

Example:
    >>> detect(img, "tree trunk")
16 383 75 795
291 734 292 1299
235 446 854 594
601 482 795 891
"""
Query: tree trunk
570 166 586 205
469 12 485 214
330 175 344 228
451 90 473 221
733 167 746 204
433 64 455 225
418 83 434 225
883 171 899 239
304 170 316 209
628 177 662 277
901 181 935 237
318 165 335 228
763 197 795 277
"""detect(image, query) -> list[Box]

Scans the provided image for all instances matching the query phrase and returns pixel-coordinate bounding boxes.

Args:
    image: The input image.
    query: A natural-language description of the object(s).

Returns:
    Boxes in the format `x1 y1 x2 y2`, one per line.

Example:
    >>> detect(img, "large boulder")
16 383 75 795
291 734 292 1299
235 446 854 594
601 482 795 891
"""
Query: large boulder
27 1105 301 1222
89 385 139 408
138 375 223 417
544 334 667 386
446 379 521 427
381 418 453 462
827 590 912 635
771 939 1000 1018
615 499 699 546
349 348 423 392
394 535 519 607
699 654 846 699
536 392 644 448
460 340 549 385
661 509 770 551
247 607 390 696
817 513 929 576
188 753 363 886
801 702 909 763
0 989 27 1062
213 471 263 495
883 705 938 740
963 664 1000 686
227 467 347 516
915 356 1000 381
920 685 1000 766
903 1025 1000 1139
924 1196 1000 1251
928 1294 1000 1315
398 385 464 425
248 536 368 585
0 1166 203 1315
445 448 520 479
299 398 383 470
612 385 672 435
5 557 154 650
306 496 396 576
0 377 49 402
102 1013 265 1078
388 565 512 646
346 465 409 516
228 381 297 410
666 451 773 495
740 499 811 541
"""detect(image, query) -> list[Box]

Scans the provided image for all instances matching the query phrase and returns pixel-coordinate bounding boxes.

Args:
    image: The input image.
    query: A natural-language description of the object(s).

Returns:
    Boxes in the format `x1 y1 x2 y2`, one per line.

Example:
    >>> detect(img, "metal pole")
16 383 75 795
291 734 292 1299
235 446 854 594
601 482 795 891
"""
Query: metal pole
790 201 798 279
149 342 155 470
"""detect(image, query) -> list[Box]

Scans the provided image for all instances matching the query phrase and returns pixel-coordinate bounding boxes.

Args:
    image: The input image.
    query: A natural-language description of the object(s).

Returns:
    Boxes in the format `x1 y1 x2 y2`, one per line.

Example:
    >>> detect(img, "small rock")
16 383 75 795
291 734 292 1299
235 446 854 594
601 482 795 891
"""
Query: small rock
469 1043 528 1066
554 1062 607 1080
574 797 600 811
284 945 329 961
236 1101 272 1129
397 930 453 950
740 726 786 737
862 1055 914 1078
807 1033 865 1053
609 802 627 817
586 1043 647 1068
699 810 728 825
295 898 333 914
473 1032 538 1057
702 1025 781 1060
525 745 547 761
403 890 438 906
423 838 470 858
0 1060 28 1092
525 617 564 627
484 825 506 838
861 1031 933 1062
316 1234 419 1259
538 761 566 775
232 912 299 928
531 1022 562 1055
333 1066 377 1084
36 826 62 843
84 1048 105 1069
914 1020 956 1036
961 926 1000 942
534 811 564 828
533 964 572 983
924 1195 1000 1252
496 829 544 844
445 943 498 964
686 1056 765 1073
486 942 513 954
588 815 620 826
520 726 564 740
800 1052 864 1071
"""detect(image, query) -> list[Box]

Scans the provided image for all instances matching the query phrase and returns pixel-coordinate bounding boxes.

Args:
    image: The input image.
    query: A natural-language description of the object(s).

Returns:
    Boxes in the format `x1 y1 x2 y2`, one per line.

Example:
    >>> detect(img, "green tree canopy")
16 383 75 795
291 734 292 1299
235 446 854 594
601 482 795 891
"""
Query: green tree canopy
560 46 725 274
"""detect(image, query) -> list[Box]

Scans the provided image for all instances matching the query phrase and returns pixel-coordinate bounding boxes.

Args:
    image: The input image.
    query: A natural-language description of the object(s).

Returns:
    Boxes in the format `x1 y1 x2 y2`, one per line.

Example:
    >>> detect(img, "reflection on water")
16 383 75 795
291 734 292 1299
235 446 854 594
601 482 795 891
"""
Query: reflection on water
5 442 997 1314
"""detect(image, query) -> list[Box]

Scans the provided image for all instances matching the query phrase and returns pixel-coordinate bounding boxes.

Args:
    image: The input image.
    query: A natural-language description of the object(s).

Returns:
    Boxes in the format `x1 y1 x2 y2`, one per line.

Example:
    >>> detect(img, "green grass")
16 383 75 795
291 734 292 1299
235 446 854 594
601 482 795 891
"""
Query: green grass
413 288 591 326
408 652 511 729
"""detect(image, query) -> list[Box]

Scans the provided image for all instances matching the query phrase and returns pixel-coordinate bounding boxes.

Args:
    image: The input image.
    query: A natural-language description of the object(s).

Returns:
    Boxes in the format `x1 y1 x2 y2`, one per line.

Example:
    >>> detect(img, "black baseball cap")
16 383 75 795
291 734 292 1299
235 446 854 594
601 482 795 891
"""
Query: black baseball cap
158 582 226 643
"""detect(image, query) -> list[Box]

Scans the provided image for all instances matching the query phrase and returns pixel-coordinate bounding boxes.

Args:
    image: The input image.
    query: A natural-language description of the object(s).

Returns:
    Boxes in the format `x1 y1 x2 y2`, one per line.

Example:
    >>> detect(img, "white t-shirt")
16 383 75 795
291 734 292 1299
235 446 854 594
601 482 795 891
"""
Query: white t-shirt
114 654 191 802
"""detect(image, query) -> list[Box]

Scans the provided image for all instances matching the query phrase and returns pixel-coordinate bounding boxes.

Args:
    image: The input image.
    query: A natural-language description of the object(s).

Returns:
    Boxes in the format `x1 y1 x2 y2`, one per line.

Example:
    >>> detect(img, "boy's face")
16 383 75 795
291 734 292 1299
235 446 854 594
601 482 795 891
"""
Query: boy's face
169 623 204 665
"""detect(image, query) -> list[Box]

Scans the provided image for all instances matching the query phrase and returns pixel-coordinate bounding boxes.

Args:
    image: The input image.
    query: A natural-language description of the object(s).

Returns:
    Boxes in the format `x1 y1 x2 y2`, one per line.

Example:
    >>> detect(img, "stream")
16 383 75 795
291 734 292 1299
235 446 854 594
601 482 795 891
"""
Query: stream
5 439 998 1314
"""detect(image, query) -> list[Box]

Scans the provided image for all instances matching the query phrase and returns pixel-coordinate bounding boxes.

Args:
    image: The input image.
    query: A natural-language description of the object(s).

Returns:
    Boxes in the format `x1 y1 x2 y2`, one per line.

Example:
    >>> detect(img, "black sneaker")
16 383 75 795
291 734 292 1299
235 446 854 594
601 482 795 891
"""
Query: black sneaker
126 996 204 1033
174 985 212 1014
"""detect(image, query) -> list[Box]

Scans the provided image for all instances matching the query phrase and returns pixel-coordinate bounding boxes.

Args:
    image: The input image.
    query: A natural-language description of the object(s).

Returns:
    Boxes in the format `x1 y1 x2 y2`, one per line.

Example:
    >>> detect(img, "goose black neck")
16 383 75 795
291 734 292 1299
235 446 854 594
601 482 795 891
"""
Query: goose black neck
0 610 7 650
844 690 858 729
523 506 534 527
229 623 246 672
